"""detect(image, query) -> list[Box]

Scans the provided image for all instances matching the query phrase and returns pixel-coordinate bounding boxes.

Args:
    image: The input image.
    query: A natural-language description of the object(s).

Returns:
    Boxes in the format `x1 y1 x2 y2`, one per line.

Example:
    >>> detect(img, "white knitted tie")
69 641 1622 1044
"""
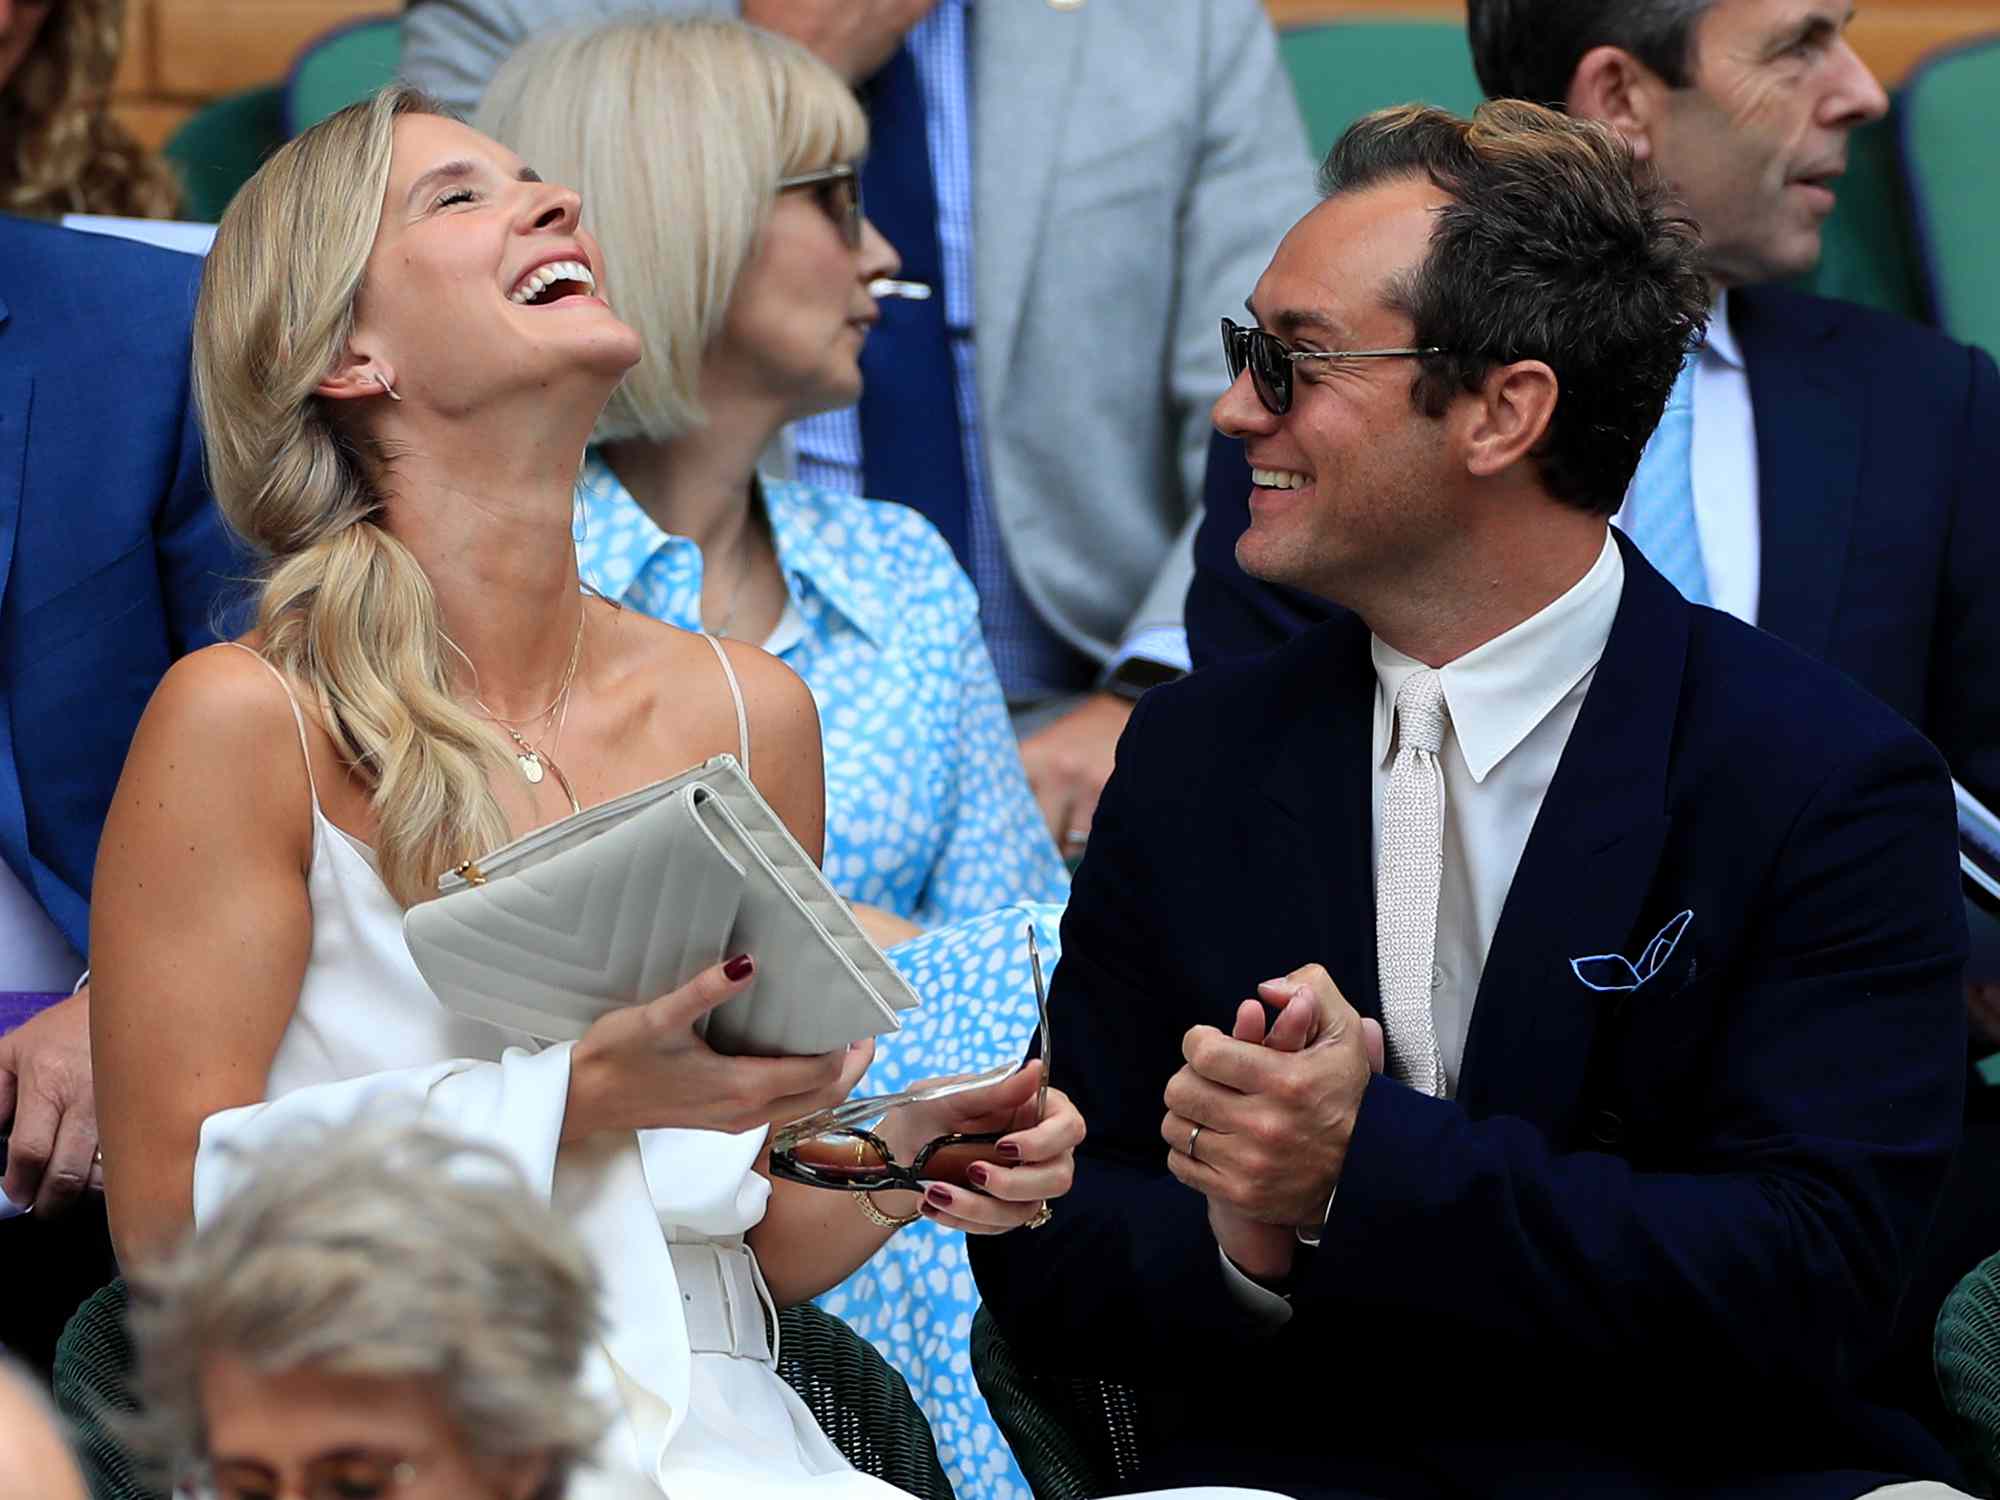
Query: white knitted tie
1377 669 1448 1098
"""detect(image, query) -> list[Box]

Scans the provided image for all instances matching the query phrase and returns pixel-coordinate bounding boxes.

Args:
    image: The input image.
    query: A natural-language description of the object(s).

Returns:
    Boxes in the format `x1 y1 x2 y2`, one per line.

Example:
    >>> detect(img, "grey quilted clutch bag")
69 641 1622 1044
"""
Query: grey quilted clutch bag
402 755 918 1056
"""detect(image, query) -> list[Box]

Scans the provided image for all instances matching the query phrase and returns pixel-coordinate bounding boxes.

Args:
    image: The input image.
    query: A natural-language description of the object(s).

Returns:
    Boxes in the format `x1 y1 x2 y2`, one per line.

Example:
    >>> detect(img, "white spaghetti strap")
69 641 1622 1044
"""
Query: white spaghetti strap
222 641 322 809
698 631 752 778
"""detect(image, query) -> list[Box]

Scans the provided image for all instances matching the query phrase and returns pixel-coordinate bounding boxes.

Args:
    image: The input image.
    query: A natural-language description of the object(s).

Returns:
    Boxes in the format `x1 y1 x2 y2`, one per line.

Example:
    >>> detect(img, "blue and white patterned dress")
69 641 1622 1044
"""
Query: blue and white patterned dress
575 459 1066 1499
573 457 1069 927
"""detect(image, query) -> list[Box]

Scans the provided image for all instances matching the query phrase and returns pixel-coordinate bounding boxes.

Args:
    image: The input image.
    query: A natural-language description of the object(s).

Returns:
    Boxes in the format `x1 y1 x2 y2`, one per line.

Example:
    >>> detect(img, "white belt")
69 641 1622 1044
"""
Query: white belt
669 1240 776 1364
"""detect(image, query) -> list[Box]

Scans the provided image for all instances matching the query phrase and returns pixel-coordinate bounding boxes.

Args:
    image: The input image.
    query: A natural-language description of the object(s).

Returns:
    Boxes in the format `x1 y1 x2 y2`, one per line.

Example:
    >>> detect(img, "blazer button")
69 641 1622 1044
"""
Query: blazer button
1589 1109 1625 1147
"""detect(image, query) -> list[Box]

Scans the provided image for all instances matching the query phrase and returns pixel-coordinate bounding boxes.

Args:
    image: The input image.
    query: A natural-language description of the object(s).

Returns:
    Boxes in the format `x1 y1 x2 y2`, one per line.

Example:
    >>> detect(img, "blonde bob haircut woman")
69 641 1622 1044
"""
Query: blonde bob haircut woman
193 85 513 907
475 16 866 445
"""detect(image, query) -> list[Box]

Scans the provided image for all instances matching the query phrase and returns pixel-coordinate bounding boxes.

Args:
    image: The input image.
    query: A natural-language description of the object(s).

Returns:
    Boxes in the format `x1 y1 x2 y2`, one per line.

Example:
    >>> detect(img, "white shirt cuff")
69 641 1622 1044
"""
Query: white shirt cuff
1217 1247 1294 1327
1106 624 1191 677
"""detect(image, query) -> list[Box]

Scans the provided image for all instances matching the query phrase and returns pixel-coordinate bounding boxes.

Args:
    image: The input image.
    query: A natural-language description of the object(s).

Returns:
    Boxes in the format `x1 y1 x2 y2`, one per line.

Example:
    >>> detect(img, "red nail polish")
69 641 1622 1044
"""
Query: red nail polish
967 1164 991 1188
925 1185 953 1208
724 954 754 982
995 1141 1021 1161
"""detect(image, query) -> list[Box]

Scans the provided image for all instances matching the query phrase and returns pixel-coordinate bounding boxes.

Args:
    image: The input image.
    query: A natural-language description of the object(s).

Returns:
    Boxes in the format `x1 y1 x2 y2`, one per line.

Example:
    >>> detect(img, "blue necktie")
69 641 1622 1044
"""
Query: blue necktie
1621 356 1709 606
858 45 971 569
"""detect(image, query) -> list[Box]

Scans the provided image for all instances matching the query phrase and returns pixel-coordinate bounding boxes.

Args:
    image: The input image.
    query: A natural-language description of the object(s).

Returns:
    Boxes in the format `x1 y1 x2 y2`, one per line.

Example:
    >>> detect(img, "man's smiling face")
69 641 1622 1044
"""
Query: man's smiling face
1212 176 1466 605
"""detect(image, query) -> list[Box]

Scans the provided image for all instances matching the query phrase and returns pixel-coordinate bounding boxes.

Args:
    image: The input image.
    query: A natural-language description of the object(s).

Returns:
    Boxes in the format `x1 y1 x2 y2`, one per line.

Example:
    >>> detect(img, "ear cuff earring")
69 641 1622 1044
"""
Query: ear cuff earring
374 372 403 402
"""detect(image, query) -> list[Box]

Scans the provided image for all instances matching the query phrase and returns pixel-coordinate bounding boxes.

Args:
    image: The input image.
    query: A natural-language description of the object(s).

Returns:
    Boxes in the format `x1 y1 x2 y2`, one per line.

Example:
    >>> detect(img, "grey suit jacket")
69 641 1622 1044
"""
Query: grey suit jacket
403 0 1315 667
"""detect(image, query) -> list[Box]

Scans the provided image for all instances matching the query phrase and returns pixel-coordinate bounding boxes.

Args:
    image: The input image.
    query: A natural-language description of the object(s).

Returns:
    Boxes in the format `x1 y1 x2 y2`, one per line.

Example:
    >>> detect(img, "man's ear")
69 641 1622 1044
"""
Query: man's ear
1568 45 1667 162
1460 360 1558 481
315 345 397 404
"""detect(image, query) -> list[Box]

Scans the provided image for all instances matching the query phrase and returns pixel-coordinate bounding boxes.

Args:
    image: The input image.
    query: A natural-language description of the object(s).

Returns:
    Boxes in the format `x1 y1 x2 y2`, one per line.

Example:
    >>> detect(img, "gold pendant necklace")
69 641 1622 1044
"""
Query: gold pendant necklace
465 601 586 811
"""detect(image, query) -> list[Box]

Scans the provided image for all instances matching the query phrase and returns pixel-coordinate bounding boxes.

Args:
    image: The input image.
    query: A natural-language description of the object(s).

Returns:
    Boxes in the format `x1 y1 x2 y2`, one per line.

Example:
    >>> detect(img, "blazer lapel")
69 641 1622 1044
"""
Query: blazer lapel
1260 615 1382 1023
0 295 36 908
1455 536 1685 1134
1738 288 1859 659
971 0 1086 433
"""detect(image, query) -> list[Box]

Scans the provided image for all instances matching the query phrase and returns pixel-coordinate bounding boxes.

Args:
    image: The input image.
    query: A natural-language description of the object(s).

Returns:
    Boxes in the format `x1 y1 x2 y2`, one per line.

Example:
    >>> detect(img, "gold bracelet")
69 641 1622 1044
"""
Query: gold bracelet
856 1190 920 1230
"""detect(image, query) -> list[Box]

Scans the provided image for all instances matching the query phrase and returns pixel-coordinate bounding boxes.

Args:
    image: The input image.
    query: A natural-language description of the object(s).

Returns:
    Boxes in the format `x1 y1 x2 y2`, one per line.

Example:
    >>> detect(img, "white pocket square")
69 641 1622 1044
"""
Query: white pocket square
1570 910 1693 993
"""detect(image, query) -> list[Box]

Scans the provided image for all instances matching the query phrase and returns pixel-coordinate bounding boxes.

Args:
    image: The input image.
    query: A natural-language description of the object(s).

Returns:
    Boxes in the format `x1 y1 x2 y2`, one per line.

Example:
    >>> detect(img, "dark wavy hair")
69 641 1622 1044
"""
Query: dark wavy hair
2 0 180 219
1319 100 1708 514
1466 0 1717 109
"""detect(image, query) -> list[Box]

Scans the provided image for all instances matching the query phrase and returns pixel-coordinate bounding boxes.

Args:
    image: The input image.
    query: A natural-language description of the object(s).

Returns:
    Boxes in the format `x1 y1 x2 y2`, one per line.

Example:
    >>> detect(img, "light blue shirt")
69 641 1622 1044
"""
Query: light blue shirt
791 0 1089 704
573 457 1070 926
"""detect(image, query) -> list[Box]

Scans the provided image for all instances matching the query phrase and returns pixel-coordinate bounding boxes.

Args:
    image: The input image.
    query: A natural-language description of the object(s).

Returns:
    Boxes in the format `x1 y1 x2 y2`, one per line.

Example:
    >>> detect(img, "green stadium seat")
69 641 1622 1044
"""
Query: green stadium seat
1898 32 2000 357
285 16 403 137
1278 19 1484 161
160 85 286 225
1278 17 1925 327
1787 110 1927 323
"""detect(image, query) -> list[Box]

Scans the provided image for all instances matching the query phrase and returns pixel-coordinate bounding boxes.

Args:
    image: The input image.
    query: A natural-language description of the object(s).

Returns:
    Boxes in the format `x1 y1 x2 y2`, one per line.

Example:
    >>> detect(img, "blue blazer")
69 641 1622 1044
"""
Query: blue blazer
972 536 1968 1497
0 217 242 960
1186 286 2000 810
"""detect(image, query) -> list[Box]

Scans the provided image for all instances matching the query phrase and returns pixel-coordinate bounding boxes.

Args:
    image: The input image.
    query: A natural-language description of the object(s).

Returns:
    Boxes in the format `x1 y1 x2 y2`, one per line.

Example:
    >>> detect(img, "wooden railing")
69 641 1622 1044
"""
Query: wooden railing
110 0 2000 152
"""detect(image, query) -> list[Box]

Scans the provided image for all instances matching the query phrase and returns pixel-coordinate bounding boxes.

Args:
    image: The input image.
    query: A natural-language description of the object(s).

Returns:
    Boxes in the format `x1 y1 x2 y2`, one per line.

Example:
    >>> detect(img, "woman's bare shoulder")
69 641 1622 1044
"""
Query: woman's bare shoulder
129 641 316 805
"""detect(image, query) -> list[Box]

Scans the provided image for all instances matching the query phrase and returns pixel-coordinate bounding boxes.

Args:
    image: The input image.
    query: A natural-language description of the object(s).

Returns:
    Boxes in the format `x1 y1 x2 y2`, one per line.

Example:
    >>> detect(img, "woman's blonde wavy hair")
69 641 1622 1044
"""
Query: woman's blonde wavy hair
194 85 512 907
476 15 867 444
2 0 179 219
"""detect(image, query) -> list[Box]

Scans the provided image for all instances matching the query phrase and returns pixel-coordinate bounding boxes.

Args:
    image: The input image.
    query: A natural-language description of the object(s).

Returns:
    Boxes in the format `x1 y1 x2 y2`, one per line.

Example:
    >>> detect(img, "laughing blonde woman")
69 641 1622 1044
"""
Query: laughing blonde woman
89 85 1083 1499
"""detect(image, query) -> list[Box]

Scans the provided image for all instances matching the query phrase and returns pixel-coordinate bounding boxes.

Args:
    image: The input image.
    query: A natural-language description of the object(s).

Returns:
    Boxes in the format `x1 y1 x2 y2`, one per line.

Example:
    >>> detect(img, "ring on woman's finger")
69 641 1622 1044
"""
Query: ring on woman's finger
1025 1201 1052 1229
1062 827 1089 848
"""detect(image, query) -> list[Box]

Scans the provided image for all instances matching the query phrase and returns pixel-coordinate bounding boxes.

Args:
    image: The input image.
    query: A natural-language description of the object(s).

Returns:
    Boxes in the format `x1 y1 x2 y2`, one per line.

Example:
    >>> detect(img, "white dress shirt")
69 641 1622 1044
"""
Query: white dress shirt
1223 531 1627 1318
1614 291 1761 623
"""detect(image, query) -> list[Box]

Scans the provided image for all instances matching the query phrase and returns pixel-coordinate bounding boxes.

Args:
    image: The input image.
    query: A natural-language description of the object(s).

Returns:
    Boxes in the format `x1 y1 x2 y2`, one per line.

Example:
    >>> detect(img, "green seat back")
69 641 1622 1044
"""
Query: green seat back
1279 20 1485 161
161 85 286 225
970 1303 1144 1500
1899 33 2000 358
1935 1248 2000 1485
1786 109 1926 322
286 17 403 136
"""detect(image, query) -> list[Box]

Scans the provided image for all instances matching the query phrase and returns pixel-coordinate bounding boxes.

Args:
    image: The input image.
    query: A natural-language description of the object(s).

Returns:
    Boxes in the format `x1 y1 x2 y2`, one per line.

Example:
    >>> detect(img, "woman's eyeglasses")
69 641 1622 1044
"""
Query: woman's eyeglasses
777 163 863 251
189 1449 421 1500
770 926 1051 1195
1220 316 1445 416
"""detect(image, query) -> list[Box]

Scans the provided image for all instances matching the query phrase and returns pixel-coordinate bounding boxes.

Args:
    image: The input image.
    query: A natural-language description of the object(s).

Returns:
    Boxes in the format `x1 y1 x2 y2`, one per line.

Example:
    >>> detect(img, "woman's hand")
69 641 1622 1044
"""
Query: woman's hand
878 1061 1084 1235
566 955 873 1143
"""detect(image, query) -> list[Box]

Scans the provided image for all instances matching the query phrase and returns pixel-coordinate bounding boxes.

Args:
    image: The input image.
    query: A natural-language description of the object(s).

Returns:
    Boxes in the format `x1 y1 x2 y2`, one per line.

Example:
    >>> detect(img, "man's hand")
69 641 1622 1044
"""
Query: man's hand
1970 982 2000 1049
1161 965 1381 1231
0 988 101 1215
1019 692 1132 855
742 0 939 82
1202 995 1310 1282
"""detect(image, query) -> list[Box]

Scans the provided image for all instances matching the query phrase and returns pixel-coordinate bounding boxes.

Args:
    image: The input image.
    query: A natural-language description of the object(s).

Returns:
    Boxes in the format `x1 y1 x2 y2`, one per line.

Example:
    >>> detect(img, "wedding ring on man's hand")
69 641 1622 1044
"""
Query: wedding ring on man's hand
1187 1124 1203 1160
1025 1202 1053 1229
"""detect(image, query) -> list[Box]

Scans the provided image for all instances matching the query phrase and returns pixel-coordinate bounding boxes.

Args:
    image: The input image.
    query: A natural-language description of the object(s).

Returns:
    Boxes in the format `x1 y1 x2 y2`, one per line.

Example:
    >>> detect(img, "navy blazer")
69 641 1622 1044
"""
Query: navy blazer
972 536 1968 1497
0 217 241 960
1186 286 2000 811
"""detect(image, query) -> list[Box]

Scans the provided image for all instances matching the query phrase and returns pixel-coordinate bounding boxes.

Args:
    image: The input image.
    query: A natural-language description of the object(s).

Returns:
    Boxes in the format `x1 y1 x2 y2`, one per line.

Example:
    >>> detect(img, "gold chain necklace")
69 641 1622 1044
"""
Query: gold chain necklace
464 603 586 814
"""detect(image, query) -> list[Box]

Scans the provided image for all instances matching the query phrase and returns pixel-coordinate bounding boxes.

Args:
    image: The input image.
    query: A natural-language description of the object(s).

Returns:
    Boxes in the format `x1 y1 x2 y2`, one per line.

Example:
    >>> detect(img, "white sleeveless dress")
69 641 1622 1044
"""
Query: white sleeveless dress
199 637 905 1500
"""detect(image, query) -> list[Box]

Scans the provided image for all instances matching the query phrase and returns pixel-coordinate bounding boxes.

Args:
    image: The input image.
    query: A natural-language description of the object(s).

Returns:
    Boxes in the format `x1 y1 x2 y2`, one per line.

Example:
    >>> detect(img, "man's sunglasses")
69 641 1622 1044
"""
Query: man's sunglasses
1220 316 1444 416
189 1450 421 1500
770 926 1051 1195
777 162 863 250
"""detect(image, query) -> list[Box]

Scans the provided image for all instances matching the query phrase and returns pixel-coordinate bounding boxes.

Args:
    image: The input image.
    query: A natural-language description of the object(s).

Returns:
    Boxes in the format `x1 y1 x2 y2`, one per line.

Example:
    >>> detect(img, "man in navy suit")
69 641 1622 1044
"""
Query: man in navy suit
972 100 1969 1496
0 216 238 1372
1184 0 2000 1418
1189 0 2000 813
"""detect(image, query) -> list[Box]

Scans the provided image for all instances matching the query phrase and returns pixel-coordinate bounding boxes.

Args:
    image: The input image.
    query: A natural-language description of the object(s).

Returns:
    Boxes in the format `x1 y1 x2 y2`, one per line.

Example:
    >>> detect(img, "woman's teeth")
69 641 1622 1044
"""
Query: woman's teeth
1252 468 1309 490
509 260 595 304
